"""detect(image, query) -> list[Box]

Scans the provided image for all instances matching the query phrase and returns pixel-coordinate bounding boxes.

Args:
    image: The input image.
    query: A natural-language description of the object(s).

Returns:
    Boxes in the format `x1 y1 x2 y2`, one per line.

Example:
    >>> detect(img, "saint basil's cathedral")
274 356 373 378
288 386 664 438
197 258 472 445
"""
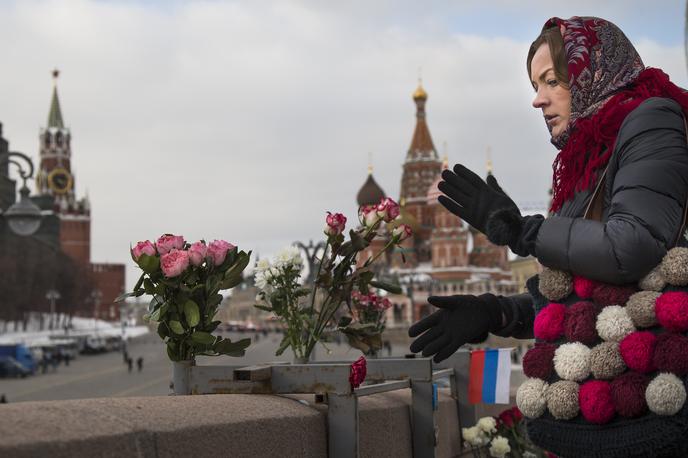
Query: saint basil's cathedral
356 83 519 324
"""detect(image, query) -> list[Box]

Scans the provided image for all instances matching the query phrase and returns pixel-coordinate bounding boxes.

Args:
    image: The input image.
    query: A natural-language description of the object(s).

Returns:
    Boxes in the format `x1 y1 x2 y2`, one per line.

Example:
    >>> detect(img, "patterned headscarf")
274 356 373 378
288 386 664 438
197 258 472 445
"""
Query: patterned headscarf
544 17 688 212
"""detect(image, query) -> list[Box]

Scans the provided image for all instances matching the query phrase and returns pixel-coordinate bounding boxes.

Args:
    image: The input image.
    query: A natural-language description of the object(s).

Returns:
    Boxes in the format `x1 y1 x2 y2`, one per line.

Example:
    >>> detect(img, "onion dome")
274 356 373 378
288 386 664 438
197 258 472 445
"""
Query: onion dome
388 197 420 233
356 166 386 207
413 82 427 101
427 155 449 204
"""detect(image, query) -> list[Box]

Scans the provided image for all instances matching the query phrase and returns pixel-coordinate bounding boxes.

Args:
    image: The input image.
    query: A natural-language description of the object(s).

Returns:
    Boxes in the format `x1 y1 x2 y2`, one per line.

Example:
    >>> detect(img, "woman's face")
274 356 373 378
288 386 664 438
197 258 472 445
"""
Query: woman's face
530 43 571 138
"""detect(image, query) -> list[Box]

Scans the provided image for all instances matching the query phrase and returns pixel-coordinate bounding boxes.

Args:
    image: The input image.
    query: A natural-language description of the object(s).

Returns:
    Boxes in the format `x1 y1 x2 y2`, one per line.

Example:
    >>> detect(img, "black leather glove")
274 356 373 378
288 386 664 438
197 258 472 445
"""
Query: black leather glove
408 294 507 363
438 164 520 235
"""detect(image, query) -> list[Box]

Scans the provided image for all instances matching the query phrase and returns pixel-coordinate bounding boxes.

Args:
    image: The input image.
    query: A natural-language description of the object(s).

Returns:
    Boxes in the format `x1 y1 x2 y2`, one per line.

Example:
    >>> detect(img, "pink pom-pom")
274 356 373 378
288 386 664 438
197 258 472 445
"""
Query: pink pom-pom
579 380 615 424
523 343 556 379
591 284 636 307
534 303 567 342
573 276 598 299
565 301 600 344
610 371 648 417
654 332 688 376
655 291 688 332
619 331 657 373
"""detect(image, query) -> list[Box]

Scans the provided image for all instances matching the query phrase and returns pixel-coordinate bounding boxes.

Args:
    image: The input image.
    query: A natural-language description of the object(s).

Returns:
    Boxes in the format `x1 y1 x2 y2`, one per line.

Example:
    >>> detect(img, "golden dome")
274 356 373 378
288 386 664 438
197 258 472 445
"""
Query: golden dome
413 83 427 100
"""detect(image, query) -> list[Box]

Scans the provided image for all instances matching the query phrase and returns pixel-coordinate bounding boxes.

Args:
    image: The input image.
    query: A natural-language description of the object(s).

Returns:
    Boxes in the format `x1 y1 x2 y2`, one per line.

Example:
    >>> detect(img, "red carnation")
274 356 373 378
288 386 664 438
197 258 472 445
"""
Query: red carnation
579 380 615 424
565 301 600 344
610 371 649 417
523 343 556 379
591 284 636 307
653 332 688 376
655 292 688 332
349 356 367 389
573 276 599 299
534 302 567 341
619 331 657 373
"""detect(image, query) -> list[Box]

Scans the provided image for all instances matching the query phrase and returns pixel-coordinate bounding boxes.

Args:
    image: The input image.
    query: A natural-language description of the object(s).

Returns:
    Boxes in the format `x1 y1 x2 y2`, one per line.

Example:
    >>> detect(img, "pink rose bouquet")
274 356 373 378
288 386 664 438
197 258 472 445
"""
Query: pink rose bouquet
120 235 252 362
324 212 347 237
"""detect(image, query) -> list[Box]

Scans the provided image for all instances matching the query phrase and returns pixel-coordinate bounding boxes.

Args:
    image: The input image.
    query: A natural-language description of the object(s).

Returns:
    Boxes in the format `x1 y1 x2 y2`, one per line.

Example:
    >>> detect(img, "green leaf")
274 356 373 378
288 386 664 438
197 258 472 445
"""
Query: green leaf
137 254 160 274
337 316 353 328
222 250 251 285
275 335 290 356
369 280 402 294
183 300 200 328
143 278 156 295
148 295 163 313
114 291 136 303
168 320 185 335
157 322 169 339
349 229 369 251
205 320 222 333
166 341 179 361
220 274 243 290
214 337 251 357
133 273 145 292
208 293 223 307
191 331 216 345
154 283 166 296
254 304 273 312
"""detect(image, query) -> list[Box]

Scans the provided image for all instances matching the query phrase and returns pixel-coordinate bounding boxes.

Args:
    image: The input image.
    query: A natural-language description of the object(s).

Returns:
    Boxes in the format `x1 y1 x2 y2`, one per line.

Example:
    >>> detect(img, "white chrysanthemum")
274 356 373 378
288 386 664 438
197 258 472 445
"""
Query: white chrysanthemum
256 258 271 272
461 426 488 447
516 378 548 418
274 246 303 268
489 436 511 458
254 273 268 291
554 342 591 381
477 416 497 433
596 305 636 342
646 373 687 416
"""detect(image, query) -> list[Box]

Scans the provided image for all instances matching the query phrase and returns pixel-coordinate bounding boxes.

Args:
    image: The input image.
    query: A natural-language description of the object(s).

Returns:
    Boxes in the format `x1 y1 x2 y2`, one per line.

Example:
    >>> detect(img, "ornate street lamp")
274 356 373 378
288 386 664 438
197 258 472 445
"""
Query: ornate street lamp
0 151 42 236
294 239 326 284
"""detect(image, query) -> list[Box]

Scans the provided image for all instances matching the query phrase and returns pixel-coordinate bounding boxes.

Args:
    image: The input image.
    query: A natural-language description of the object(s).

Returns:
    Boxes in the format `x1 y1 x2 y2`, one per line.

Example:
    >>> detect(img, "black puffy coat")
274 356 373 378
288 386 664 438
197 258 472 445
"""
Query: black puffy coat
499 97 688 339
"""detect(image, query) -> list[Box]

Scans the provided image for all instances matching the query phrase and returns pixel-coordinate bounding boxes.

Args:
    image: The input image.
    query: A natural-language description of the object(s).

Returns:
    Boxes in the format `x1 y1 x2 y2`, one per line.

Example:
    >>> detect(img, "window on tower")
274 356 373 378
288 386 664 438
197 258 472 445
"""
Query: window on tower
44 133 51 147
56 132 63 146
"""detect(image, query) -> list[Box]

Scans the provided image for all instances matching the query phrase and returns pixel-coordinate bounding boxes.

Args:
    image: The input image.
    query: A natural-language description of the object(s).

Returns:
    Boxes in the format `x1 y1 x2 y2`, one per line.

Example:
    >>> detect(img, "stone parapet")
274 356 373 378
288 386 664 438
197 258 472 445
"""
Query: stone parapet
0 388 462 457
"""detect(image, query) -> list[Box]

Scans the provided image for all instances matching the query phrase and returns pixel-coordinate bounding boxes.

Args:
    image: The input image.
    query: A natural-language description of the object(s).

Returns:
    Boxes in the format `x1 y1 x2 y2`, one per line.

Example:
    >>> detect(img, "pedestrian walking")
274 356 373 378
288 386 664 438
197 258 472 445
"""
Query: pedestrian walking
136 356 143 372
126 357 133 373
409 16 688 458
0 394 7 403
123 350 129 364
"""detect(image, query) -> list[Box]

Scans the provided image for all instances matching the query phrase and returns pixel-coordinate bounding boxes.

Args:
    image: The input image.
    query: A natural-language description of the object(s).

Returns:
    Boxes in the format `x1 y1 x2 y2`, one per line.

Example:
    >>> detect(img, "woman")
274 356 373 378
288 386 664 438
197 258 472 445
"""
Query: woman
409 16 688 457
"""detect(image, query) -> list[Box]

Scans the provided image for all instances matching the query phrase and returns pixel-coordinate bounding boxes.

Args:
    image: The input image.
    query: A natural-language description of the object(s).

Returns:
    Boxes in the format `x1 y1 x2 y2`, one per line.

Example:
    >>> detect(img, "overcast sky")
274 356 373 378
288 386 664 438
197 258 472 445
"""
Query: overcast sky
0 0 686 290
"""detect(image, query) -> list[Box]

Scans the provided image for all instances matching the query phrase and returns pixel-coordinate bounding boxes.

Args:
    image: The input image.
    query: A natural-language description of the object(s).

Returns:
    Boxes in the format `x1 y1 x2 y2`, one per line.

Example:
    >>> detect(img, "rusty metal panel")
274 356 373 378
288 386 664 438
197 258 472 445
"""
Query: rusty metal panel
189 365 273 394
411 380 436 458
365 357 433 382
234 365 272 381
271 363 352 395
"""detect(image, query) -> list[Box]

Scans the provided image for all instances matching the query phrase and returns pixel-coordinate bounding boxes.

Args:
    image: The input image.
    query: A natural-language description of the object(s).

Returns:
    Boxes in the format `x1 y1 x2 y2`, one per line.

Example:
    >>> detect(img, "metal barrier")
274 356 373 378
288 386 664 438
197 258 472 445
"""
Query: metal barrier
172 350 473 458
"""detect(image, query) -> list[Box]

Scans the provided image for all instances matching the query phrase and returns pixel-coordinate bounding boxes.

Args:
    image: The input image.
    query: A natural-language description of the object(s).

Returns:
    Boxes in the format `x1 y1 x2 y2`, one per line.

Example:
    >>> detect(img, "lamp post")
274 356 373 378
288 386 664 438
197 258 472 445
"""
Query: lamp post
90 289 103 333
46 289 61 331
0 151 42 236
294 239 326 284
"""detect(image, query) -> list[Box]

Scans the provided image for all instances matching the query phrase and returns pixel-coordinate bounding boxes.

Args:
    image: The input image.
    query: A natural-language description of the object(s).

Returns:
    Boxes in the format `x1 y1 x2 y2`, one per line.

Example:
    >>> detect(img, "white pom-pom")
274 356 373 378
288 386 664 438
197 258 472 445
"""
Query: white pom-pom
639 265 667 292
554 342 591 381
596 305 636 342
516 378 548 418
626 291 660 328
546 380 580 420
646 372 687 415
660 247 688 286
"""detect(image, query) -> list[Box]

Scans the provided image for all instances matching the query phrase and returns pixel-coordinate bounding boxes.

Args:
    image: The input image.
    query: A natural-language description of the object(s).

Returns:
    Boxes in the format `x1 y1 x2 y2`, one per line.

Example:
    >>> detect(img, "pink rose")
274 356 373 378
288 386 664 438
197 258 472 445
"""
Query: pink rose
349 356 367 389
207 239 235 265
378 297 392 311
160 249 190 277
358 205 379 227
324 212 347 236
132 240 156 260
156 234 185 255
392 224 412 243
188 241 207 266
376 197 400 222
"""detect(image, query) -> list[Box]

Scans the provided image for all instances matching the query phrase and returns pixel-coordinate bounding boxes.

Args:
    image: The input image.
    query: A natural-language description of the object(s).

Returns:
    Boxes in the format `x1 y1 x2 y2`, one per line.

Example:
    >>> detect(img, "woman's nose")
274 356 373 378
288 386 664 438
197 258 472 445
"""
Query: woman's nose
532 90 548 109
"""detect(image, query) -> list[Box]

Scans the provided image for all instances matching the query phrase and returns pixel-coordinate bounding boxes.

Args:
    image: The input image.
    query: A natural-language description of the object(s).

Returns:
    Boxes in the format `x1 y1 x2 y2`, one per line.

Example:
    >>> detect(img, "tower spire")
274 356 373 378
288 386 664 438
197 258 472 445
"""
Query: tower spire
48 69 65 129
486 146 493 176
368 152 373 175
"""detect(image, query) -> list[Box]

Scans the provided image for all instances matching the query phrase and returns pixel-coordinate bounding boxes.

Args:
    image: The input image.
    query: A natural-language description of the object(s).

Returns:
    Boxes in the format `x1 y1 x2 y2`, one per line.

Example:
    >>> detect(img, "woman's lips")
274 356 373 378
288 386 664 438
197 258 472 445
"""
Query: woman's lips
546 115 559 126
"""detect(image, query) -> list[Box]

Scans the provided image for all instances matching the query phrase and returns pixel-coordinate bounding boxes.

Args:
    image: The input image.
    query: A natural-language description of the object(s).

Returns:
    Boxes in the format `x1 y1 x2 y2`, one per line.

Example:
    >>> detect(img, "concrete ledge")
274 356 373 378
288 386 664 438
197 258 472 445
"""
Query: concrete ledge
0 389 461 457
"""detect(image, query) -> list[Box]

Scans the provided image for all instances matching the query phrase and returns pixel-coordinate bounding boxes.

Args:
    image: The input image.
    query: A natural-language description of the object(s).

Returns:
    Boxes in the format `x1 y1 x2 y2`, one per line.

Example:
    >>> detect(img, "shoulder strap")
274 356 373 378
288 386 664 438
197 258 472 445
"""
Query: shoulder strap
584 117 688 248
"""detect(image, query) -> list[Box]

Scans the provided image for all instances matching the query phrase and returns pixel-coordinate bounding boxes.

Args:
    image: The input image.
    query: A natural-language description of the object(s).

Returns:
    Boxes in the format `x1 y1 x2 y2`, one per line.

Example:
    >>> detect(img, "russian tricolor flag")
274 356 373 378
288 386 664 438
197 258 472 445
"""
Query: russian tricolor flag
468 348 512 404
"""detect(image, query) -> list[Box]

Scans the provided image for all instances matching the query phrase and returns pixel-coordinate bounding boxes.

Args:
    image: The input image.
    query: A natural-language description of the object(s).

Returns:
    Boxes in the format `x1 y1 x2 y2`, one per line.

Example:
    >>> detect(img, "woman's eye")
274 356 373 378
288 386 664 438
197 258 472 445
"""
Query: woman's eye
547 79 558 86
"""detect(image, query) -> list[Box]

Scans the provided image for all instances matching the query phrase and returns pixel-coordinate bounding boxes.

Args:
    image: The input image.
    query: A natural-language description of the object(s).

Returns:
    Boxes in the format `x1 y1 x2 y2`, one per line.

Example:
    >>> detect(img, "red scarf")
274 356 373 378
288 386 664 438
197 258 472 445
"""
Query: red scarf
544 17 688 212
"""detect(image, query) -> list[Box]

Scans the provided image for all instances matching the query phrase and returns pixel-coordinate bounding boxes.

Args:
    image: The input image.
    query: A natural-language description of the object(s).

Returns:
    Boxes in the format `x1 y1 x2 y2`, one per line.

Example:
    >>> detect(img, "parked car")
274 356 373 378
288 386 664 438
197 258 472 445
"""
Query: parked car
0 344 36 374
0 356 31 378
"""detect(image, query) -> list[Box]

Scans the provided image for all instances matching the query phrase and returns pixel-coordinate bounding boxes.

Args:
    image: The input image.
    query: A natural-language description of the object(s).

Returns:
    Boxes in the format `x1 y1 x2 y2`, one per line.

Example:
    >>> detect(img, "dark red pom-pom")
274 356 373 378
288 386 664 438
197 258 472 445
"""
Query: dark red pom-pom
655 292 688 332
619 331 657 373
610 371 649 417
580 380 615 424
565 301 599 344
534 302 566 341
591 284 636 307
653 332 688 376
522 343 556 379
573 276 598 299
